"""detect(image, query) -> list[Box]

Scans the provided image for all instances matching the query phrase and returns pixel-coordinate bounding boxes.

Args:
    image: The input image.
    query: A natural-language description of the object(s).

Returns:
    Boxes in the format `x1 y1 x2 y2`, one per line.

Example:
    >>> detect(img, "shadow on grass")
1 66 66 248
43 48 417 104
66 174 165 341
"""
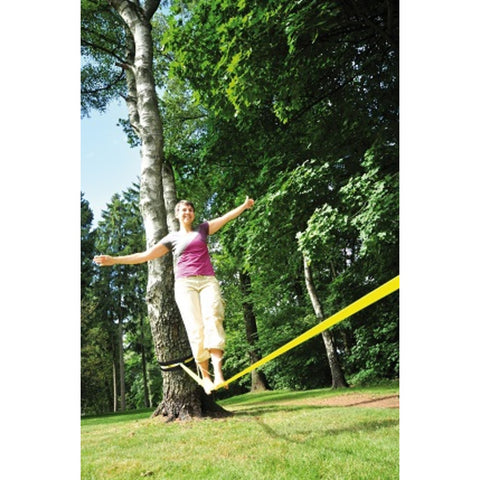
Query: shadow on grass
225 399 399 445
219 389 337 408
251 416 398 444
218 381 399 409
226 394 398 417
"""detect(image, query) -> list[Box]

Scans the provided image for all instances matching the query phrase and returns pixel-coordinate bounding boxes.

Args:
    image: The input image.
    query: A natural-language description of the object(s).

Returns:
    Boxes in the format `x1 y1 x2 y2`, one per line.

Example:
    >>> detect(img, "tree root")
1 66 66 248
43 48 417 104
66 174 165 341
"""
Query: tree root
151 387 234 422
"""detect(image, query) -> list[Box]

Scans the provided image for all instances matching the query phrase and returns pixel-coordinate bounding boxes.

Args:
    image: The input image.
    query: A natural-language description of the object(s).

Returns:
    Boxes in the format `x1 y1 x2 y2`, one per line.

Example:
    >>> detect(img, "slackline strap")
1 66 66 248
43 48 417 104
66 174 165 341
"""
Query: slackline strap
159 355 195 371
179 362 205 387
213 275 400 391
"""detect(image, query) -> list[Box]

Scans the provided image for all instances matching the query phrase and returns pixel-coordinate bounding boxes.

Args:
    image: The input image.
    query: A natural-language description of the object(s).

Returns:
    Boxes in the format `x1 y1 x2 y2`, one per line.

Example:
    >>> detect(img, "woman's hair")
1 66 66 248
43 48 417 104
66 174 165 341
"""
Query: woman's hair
175 200 195 215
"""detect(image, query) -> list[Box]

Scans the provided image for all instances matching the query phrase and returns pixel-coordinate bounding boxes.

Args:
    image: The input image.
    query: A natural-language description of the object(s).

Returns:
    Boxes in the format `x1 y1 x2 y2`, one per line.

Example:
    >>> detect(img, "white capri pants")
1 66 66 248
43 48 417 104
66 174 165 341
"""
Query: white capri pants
174 275 226 363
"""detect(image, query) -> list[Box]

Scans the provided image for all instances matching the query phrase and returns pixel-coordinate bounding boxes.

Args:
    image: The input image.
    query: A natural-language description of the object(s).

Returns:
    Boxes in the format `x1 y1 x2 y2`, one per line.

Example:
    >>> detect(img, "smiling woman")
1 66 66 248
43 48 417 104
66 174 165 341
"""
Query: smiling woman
93 196 255 394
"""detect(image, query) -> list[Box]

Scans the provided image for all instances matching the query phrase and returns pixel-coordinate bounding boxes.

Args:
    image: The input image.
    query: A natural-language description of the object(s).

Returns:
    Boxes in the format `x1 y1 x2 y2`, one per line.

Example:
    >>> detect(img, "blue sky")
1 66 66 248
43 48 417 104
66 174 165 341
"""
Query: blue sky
81 102 141 226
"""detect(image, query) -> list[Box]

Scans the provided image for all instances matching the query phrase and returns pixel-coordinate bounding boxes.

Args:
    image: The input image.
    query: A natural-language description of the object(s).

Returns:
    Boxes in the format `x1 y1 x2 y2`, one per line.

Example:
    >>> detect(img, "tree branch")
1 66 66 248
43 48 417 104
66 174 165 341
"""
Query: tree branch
344 0 398 52
143 0 161 21
81 70 126 95
82 37 127 65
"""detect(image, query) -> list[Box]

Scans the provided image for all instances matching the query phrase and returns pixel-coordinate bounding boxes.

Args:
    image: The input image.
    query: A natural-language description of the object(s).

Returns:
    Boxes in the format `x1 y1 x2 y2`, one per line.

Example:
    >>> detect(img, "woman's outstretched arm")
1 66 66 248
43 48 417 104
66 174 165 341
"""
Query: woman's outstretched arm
93 242 169 266
207 196 255 235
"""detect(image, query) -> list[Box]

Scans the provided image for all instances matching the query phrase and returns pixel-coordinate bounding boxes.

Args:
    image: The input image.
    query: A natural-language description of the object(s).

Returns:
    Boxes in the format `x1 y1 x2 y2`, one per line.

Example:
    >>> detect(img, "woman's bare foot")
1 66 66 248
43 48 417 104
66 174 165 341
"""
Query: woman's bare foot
202 377 215 395
210 350 228 389
198 360 214 394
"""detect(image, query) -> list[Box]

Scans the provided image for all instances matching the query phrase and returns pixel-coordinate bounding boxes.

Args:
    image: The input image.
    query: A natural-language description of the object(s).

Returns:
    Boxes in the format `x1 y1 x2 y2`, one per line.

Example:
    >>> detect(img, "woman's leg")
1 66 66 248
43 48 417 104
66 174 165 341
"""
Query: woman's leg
209 348 225 387
197 359 214 394
175 277 213 393
199 277 227 387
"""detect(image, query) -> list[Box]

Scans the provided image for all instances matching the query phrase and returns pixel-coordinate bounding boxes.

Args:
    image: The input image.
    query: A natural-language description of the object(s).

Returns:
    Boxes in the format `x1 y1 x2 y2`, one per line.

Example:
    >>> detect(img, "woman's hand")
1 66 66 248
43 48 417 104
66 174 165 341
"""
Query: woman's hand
243 196 255 210
93 255 115 266
208 196 256 235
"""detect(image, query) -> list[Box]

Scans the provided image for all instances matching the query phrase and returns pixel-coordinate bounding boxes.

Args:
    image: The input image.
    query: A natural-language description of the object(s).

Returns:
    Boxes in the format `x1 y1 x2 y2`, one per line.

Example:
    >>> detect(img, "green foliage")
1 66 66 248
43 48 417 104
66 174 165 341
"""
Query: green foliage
95 186 148 331
163 0 398 390
81 301 114 415
81 194 113 414
259 340 332 391
123 344 163 409
81 193 96 299
167 0 398 128
81 0 128 117
81 184 163 414
345 295 399 384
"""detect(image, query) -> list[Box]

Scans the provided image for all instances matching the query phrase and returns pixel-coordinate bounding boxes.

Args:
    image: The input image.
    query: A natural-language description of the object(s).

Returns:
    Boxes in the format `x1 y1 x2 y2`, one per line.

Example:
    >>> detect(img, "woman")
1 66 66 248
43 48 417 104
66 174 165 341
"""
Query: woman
93 196 255 394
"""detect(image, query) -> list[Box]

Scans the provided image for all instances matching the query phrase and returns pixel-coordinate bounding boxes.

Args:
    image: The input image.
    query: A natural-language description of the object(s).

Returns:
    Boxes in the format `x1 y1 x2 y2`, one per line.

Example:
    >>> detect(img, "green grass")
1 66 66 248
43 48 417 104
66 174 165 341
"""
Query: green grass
81 382 399 480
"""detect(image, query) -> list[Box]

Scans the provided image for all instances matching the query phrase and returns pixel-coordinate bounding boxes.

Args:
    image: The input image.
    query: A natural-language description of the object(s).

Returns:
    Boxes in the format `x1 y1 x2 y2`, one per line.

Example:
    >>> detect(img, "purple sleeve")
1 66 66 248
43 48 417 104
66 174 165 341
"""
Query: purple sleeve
199 222 210 238
159 233 173 250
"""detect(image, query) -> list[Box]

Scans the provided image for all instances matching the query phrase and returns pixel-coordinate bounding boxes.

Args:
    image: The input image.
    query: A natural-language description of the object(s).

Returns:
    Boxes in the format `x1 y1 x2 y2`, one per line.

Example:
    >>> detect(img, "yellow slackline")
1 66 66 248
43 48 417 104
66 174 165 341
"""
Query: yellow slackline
179 362 204 386
177 275 399 392
213 275 400 391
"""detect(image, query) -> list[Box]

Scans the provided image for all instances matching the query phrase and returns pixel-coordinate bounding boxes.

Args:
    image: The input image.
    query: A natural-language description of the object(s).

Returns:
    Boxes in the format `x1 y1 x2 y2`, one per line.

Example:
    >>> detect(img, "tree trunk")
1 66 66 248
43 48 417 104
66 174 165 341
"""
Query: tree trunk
118 318 126 411
112 358 117 413
139 316 151 408
162 160 180 233
239 272 270 392
109 0 230 420
303 255 349 389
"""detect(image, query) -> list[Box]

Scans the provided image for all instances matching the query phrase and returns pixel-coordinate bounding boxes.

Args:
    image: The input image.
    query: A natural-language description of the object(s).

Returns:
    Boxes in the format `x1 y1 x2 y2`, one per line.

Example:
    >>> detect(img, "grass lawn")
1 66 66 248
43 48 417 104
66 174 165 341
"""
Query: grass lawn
81 382 399 480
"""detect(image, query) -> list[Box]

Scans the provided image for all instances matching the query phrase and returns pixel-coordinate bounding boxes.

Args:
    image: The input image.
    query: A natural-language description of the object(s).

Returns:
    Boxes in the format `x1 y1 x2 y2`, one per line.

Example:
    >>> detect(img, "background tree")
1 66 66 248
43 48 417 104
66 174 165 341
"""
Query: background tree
82 184 164 413
81 194 114 414
81 193 96 299
95 186 149 411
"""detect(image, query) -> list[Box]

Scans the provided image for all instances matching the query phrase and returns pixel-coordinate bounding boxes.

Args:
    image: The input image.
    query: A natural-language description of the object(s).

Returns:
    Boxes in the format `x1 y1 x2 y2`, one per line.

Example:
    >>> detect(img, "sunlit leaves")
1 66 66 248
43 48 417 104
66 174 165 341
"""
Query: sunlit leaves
81 0 129 116
167 0 398 124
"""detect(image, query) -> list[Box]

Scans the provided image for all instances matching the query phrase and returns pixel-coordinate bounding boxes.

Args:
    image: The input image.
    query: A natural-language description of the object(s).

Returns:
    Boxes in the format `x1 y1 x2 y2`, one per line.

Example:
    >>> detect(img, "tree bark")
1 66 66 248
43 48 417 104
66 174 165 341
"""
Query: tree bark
239 272 270 392
118 318 126 411
139 316 151 408
108 0 230 420
303 255 349 389
162 160 180 233
112 358 117 413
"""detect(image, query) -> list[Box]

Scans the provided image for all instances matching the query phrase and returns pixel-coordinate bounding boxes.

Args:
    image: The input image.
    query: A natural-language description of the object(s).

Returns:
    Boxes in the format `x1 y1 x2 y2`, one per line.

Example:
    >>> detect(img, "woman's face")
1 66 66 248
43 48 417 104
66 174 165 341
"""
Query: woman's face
176 203 195 225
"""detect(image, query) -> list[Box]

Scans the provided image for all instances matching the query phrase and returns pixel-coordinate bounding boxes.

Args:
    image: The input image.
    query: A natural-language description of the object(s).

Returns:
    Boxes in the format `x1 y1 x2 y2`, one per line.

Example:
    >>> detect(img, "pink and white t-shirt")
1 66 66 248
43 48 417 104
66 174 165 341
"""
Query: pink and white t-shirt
159 222 215 279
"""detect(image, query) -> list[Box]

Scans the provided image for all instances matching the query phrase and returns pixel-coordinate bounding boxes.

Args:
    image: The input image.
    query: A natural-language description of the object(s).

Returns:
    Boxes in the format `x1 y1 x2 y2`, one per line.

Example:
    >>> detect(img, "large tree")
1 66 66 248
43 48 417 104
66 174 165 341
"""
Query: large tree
81 0 227 420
